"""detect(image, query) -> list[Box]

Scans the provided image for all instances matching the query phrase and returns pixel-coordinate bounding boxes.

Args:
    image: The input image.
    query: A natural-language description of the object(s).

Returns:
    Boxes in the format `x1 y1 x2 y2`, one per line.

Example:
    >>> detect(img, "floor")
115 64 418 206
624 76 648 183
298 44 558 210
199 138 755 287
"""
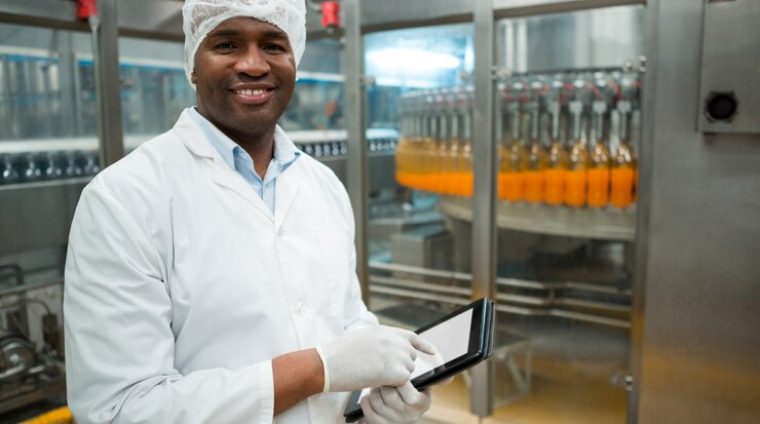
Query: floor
419 316 630 424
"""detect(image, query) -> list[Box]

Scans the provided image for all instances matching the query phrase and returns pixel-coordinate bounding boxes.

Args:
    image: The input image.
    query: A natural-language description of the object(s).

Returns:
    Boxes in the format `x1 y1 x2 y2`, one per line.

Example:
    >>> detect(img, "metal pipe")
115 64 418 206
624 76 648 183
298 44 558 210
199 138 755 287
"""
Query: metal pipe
368 284 631 329
370 275 631 312
369 261 632 295
92 0 124 168
342 0 370 305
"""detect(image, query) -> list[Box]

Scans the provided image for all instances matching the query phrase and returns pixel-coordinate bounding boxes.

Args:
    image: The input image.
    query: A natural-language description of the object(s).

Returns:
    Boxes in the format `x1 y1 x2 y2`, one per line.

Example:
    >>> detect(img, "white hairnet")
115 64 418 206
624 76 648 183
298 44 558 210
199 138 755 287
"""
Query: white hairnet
182 0 306 87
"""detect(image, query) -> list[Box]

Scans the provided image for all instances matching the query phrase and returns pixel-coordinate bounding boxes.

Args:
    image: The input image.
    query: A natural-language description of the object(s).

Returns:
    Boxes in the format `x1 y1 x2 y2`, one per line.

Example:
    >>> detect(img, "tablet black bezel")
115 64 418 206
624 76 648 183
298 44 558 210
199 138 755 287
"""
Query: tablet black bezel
343 298 493 422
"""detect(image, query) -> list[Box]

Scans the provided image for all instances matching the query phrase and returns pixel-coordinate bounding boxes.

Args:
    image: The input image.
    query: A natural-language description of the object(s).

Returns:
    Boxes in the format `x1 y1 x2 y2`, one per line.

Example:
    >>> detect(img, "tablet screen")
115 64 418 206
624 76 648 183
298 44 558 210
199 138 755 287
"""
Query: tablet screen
413 308 472 378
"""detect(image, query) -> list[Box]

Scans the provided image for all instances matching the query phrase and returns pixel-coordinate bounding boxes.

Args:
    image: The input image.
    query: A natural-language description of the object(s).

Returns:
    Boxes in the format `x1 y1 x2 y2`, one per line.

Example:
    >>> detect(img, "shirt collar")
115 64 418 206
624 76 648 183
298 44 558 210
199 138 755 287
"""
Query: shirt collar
187 107 300 168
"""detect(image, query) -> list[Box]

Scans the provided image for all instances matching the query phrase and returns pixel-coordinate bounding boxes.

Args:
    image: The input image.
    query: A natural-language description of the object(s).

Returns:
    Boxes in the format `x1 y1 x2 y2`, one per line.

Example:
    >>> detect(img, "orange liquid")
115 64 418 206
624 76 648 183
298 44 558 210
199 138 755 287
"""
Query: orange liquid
611 167 635 208
544 169 565 206
503 172 524 202
524 171 544 204
564 170 587 207
587 167 610 208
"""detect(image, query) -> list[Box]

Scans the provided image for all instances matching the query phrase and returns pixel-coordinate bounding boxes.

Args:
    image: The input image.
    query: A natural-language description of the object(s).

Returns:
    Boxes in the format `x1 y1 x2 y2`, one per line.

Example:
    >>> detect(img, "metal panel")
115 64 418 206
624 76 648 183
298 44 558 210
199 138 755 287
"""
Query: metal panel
634 0 760 422
0 182 86 256
496 5 645 73
698 0 760 134
470 0 497 417
0 0 83 32
92 0 124 167
493 0 644 18
342 0 370 304
358 0 644 32
360 0 473 32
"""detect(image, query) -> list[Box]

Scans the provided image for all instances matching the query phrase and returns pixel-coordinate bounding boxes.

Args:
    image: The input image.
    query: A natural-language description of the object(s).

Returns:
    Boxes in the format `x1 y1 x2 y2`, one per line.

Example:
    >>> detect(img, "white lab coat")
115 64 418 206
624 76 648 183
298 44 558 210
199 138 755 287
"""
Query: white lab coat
64 110 378 424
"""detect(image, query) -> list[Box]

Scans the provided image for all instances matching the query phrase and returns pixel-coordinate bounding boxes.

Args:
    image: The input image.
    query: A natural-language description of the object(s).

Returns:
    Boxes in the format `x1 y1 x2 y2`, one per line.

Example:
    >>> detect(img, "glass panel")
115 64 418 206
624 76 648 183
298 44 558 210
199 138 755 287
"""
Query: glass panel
0 23 82 419
362 22 479 413
0 24 99 185
113 37 193 151
488 5 645 422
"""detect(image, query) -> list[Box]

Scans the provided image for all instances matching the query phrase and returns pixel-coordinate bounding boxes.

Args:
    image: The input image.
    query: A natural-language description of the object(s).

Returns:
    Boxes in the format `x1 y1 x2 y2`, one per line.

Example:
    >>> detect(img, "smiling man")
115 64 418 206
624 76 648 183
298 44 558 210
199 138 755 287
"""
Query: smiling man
63 1 436 423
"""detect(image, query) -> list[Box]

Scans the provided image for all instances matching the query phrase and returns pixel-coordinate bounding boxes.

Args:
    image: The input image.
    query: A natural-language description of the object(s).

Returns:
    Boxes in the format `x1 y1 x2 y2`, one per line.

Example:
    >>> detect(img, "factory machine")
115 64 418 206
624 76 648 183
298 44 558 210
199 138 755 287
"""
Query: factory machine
1 0 759 422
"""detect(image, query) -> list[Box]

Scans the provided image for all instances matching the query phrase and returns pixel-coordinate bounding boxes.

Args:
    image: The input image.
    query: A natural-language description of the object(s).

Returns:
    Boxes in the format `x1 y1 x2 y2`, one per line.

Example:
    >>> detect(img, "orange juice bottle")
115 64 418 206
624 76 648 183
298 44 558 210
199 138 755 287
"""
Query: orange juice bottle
587 101 611 208
611 100 637 208
432 90 452 194
544 101 568 206
522 103 546 204
458 88 474 197
564 100 588 208
395 93 412 188
504 103 528 202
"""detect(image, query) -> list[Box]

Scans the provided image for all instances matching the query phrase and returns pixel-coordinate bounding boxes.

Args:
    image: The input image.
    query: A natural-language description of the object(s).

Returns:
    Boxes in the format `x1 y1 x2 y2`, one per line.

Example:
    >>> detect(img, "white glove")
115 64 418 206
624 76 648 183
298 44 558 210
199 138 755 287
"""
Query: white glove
318 325 436 392
359 382 432 424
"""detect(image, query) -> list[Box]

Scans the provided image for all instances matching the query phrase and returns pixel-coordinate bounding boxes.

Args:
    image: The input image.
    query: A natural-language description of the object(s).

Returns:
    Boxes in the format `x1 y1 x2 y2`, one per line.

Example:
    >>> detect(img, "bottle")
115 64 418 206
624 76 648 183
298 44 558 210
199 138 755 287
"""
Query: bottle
443 88 463 196
419 92 438 192
587 100 611 208
434 90 452 195
0 154 20 185
611 100 637 209
522 96 546 204
502 81 527 203
544 99 568 206
564 100 588 208
394 93 410 187
458 87 474 197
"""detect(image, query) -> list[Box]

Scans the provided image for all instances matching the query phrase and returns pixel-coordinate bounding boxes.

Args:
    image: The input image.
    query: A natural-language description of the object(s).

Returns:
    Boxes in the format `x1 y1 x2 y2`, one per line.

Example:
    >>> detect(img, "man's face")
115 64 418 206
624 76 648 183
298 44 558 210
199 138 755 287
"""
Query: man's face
192 17 296 139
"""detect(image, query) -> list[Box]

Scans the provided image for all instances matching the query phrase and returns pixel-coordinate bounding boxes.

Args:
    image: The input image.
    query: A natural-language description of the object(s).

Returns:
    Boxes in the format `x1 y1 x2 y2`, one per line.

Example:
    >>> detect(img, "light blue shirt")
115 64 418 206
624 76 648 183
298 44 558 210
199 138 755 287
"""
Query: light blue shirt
188 107 300 215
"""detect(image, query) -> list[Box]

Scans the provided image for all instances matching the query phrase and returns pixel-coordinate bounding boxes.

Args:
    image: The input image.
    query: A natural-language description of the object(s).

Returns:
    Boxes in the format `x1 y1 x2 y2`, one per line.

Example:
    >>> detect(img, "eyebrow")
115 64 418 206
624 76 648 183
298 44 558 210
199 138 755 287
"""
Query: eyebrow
207 29 289 41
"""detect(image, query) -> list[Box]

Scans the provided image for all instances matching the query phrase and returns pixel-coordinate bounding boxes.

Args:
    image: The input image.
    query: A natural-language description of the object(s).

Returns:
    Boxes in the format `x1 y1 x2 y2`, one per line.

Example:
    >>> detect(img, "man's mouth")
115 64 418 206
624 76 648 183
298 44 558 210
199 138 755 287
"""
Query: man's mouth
230 87 275 104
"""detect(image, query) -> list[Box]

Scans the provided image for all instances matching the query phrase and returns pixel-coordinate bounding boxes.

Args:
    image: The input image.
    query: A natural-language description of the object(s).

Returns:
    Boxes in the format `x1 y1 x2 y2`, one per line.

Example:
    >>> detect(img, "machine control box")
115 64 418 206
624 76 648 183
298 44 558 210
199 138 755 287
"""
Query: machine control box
699 0 760 134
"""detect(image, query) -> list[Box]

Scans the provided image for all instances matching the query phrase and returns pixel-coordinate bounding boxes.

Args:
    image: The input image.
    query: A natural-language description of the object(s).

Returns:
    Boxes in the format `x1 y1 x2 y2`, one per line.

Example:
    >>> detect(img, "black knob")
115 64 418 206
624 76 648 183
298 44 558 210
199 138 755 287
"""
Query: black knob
705 92 738 122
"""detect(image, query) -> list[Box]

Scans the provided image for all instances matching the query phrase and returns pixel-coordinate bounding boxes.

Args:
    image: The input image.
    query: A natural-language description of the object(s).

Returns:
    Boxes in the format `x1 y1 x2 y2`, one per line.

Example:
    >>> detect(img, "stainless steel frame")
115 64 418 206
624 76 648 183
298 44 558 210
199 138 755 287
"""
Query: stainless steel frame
342 0 370 304
470 0 498 417
631 0 760 422
92 0 124 168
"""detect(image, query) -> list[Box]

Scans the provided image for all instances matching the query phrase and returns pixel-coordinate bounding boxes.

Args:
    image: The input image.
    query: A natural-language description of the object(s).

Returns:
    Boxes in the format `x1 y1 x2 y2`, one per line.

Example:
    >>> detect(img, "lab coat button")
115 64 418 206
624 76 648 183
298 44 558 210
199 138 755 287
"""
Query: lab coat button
295 302 307 315
278 227 286 237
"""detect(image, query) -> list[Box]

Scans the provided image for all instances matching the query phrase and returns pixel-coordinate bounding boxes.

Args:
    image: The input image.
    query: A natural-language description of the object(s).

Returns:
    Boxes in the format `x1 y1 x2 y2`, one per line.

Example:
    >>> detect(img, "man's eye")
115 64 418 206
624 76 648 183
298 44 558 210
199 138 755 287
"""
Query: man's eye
215 42 236 50
263 43 286 52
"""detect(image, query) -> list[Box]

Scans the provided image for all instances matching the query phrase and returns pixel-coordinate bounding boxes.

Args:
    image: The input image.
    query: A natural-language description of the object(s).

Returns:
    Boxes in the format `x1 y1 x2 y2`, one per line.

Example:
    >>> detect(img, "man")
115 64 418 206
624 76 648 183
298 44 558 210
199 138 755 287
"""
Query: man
64 0 437 422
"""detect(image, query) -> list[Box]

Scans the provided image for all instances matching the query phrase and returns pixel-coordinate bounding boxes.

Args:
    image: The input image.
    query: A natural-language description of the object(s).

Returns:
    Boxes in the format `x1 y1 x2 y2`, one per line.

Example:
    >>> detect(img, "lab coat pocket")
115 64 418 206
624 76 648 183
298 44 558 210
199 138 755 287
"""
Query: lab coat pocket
315 232 352 319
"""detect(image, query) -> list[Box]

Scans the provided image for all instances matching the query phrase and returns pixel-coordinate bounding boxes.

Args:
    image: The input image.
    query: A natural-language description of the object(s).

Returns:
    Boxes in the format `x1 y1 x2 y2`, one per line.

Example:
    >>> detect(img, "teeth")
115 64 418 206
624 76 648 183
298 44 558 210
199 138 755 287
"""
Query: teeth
235 89 267 96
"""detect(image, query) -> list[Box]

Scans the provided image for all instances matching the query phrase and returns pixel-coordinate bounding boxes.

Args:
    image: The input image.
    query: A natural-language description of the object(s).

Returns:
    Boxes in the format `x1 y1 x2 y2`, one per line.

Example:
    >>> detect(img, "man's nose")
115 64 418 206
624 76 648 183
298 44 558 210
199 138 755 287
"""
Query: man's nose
234 47 270 77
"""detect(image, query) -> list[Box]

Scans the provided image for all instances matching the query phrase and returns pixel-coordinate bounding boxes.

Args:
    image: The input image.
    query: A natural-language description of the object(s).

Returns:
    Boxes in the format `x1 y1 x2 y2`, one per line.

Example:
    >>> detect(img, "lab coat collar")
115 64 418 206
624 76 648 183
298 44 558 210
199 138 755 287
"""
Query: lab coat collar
173 109 304 227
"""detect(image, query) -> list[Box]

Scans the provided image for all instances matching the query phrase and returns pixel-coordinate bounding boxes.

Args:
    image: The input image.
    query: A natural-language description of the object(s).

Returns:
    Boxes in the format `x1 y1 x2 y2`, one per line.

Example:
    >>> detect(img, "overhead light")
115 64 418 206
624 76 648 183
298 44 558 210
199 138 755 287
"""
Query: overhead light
367 48 461 74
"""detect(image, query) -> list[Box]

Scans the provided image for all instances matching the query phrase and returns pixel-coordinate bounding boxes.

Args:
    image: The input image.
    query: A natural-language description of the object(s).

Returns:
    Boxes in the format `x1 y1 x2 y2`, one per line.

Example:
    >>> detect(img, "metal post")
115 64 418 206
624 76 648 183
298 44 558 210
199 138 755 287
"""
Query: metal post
342 0 370 305
92 0 124 167
471 0 496 418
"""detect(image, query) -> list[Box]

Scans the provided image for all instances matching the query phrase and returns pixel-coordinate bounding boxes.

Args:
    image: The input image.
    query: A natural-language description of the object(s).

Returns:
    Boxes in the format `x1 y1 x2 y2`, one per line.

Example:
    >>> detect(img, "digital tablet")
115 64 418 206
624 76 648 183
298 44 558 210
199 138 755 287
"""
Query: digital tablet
343 298 494 422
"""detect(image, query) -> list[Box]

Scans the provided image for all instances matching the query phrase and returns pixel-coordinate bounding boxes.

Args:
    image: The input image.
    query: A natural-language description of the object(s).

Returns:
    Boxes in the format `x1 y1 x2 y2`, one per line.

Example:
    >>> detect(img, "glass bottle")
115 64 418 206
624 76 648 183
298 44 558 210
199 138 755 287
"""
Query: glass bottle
611 100 637 209
458 88 474 197
522 100 547 204
395 93 411 188
544 99 567 206
502 81 528 203
564 100 588 208
443 89 463 197
434 90 451 195
587 100 611 208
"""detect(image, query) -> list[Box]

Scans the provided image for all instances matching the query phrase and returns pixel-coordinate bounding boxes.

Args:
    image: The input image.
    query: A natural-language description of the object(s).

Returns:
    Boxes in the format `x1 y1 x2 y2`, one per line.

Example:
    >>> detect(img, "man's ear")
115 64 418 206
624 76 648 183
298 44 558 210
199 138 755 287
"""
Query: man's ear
191 69 197 85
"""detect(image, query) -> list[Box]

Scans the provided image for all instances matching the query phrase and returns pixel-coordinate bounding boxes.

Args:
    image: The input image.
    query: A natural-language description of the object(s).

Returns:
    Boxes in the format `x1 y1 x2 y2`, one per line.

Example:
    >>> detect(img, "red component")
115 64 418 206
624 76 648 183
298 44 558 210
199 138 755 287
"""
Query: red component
321 1 340 30
77 0 98 20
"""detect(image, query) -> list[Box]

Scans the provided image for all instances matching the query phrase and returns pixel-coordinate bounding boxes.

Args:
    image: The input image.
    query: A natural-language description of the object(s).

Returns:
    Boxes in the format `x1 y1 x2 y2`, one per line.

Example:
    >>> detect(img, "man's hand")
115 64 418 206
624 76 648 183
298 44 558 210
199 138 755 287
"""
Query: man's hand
318 325 436 392
359 382 432 424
